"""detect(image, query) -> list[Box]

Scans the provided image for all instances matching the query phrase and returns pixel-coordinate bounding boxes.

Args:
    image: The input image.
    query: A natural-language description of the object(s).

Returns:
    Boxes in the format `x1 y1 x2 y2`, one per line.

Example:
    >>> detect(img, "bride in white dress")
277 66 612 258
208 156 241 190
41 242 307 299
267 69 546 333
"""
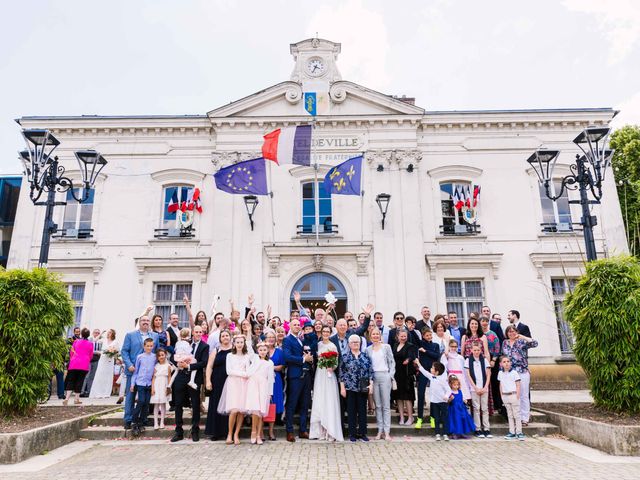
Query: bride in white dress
309 326 344 441
89 329 118 399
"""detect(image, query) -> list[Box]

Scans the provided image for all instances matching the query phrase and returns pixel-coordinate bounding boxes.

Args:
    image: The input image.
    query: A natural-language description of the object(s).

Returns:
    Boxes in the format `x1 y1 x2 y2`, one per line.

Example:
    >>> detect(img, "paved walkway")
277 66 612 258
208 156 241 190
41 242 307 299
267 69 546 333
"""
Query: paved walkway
2 436 639 480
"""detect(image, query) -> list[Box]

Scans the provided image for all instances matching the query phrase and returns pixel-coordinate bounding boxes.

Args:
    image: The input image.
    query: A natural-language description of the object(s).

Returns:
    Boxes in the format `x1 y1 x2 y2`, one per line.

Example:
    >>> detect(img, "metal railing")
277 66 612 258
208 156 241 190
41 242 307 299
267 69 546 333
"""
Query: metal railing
296 224 339 235
439 223 481 236
52 228 94 239
153 226 196 239
541 222 574 233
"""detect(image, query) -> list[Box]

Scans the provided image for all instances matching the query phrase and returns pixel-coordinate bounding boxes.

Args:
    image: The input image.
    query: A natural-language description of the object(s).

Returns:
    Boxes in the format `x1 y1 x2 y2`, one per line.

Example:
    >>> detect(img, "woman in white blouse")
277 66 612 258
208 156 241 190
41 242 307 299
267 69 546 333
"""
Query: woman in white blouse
365 328 396 440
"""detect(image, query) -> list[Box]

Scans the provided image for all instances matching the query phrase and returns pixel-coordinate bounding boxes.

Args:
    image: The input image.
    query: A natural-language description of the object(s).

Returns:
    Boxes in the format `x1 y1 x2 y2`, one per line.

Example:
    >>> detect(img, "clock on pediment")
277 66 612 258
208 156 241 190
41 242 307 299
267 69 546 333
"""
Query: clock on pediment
290 38 342 85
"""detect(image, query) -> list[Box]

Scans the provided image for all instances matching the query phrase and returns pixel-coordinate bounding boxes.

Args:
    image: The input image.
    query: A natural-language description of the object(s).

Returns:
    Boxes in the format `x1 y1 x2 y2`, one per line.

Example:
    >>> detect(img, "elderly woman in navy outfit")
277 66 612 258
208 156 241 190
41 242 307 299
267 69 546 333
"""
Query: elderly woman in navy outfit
339 334 374 442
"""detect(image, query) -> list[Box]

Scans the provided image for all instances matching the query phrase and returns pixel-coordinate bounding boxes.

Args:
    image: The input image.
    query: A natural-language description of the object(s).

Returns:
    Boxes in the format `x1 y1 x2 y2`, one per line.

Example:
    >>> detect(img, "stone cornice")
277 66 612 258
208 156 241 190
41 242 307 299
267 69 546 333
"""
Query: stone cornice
151 168 206 184
30 258 106 285
420 109 615 133
133 257 211 283
424 253 503 279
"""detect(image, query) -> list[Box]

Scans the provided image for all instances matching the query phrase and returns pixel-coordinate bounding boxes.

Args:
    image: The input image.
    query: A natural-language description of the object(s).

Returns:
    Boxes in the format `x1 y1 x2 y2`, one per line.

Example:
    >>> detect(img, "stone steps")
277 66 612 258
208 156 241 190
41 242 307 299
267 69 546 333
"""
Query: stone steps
88 410 549 427
82 411 556 440
80 423 558 440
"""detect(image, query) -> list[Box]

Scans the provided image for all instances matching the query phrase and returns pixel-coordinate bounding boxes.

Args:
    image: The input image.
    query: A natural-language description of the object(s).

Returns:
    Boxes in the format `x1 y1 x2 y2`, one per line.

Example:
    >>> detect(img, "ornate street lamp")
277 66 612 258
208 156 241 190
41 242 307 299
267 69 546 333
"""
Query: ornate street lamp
243 195 259 231
526 126 614 261
375 193 391 230
19 129 107 267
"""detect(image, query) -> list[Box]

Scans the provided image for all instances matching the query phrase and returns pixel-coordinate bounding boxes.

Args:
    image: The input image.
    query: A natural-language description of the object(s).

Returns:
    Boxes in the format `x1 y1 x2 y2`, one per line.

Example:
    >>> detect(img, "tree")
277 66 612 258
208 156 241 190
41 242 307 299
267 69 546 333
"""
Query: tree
0 268 74 416
564 255 640 413
611 125 640 255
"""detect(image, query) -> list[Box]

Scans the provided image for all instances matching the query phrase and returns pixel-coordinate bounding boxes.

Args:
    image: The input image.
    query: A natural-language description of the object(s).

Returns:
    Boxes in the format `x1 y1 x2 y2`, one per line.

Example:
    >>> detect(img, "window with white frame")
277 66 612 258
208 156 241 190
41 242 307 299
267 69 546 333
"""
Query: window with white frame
551 277 578 354
440 182 477 235
153 283 192 328
161 185 194 229
539 180 572 232
301 181 332 234
65 283 85 329
445 279 485 327
62 188 94 232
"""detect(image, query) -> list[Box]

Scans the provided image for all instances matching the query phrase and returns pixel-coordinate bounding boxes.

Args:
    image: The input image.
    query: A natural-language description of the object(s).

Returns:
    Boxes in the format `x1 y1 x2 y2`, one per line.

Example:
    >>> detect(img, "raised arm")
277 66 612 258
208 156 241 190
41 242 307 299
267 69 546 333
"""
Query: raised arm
184 294 195 330
354 304 374 336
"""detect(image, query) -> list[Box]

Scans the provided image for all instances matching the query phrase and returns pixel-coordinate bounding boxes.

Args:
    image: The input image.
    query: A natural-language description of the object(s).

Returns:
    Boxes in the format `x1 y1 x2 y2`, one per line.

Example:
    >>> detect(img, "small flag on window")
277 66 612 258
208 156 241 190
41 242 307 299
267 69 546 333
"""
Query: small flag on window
167 189 180 213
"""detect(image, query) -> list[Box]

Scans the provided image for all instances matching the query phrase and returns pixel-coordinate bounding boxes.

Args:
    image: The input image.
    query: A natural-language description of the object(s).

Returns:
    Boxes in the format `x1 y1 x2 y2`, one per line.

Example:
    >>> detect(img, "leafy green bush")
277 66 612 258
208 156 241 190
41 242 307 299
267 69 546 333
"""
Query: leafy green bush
0 268 74 416
564 255 640 413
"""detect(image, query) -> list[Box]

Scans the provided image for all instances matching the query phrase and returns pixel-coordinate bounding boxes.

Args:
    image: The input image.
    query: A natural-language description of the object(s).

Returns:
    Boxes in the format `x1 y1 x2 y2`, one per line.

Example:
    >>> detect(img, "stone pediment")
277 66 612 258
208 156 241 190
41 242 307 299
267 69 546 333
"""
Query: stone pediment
207 80 424 120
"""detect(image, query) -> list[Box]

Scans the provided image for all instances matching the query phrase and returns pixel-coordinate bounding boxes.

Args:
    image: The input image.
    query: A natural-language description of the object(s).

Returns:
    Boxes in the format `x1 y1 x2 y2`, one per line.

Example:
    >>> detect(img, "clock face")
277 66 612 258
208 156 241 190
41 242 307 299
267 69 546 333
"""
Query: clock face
306 57 326 77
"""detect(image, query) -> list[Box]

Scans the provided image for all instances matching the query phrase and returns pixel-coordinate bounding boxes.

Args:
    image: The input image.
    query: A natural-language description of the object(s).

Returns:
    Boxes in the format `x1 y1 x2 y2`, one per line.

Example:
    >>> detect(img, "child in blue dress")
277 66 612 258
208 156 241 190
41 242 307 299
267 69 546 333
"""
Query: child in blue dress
447 375 476 439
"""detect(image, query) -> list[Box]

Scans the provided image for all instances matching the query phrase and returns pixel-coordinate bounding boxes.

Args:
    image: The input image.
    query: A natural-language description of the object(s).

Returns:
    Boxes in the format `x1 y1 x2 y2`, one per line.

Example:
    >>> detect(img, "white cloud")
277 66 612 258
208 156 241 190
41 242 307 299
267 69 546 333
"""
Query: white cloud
563 0 640 64
305 0 390 90
612 91 640 128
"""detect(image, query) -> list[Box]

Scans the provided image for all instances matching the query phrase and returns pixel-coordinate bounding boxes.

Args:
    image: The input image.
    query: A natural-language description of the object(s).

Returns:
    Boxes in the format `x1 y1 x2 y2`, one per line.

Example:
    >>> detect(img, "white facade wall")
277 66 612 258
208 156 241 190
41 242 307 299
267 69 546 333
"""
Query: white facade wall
8 40 628 364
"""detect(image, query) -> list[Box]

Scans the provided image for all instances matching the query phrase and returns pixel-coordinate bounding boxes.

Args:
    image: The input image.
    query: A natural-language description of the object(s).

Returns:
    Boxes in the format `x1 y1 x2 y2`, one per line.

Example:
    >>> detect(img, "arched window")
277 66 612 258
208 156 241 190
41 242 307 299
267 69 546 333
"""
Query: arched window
539 180 572 232
161 184 194 229
439 181 479 235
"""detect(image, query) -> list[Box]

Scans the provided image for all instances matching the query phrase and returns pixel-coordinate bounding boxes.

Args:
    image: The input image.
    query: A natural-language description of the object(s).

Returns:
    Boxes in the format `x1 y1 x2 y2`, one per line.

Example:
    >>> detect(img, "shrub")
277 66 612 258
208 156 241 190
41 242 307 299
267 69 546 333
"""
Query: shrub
0 268 74 416
564 255 640 413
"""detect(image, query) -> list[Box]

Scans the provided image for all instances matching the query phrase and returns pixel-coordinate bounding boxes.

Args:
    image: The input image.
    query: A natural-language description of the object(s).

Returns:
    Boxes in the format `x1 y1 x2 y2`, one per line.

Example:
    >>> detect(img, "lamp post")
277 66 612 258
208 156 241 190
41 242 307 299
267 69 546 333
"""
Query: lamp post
526 126 613 262
243 195 259 231
375 193 391 230
19 129 107 267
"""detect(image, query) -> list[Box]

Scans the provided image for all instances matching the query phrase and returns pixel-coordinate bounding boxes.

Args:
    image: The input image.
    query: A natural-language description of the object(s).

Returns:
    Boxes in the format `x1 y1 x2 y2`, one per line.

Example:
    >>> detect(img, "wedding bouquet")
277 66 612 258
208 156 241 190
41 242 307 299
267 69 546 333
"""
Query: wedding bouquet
103 345 120 359
317 350 339 377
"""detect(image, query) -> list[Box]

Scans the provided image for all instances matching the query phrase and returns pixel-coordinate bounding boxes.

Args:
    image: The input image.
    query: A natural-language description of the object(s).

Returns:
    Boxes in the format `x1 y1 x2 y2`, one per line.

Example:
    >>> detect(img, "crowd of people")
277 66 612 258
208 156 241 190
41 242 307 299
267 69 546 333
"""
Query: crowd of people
60 294 538 443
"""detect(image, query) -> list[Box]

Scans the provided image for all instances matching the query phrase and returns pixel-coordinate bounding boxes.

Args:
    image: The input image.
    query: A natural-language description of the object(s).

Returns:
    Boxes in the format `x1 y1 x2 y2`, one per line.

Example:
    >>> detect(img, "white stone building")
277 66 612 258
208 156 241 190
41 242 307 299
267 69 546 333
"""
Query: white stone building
9 38 628 364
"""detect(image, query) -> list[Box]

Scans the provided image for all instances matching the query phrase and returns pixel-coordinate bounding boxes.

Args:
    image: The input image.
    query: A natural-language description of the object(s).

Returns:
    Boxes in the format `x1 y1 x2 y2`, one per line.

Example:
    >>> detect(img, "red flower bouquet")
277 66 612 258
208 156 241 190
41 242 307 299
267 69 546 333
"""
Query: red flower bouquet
318 350 339 377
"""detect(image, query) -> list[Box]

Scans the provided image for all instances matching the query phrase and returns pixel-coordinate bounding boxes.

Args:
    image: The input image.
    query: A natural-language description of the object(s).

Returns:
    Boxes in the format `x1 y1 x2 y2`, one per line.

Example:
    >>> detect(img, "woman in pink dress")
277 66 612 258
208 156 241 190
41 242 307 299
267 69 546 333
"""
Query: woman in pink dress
63 328 94 405
245 342 275 444
218 335 250 445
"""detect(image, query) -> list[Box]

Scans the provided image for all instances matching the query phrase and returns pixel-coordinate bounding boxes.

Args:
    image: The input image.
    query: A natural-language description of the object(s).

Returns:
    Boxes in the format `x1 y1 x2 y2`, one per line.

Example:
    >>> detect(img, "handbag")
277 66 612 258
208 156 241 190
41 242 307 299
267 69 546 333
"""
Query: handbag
263 403 276 422
358 377 370 393
391 378 398 391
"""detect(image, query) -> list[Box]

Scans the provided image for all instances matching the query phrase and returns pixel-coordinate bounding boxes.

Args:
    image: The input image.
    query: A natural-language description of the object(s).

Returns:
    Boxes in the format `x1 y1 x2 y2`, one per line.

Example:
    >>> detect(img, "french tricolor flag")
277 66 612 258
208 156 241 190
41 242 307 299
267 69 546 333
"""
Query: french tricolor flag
167 189 180 213
261 125 312 166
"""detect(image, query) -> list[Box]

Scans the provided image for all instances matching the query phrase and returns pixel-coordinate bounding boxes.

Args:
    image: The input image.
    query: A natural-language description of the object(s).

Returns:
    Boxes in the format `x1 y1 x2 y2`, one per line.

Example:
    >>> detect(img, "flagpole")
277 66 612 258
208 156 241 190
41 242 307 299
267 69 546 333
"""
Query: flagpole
313 117 319 246
267 161 276 246
360 151 365 245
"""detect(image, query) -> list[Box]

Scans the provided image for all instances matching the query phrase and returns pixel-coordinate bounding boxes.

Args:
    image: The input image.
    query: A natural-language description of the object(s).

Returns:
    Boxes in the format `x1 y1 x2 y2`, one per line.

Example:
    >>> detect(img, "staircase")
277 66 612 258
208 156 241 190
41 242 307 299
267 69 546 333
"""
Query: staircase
81 409 558 440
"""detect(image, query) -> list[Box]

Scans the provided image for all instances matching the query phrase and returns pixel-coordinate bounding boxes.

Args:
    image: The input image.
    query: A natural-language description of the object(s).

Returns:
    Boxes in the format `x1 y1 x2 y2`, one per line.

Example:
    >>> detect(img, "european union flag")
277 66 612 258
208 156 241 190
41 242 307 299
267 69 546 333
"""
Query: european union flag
213 158 269 195
304 92 317 116
323 156 363 196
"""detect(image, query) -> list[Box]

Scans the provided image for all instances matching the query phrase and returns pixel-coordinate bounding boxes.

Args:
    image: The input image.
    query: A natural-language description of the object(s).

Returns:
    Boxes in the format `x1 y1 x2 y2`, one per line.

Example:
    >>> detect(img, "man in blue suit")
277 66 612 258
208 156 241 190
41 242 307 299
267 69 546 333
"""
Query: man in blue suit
121 309 159 429
283 318 314 442
447 311 465 352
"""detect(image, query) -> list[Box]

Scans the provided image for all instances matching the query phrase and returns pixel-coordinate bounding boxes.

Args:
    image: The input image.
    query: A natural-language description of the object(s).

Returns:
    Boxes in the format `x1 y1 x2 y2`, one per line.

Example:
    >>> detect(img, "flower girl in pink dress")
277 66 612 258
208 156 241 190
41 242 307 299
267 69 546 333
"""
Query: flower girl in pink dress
218 335 250 445
442 339 471 401
245 342 275 444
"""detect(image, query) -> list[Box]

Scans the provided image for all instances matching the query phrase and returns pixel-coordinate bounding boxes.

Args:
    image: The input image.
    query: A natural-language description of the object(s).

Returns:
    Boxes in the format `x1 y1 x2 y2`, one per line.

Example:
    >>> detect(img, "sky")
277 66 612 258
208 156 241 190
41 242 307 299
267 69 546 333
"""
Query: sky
1 0 639 174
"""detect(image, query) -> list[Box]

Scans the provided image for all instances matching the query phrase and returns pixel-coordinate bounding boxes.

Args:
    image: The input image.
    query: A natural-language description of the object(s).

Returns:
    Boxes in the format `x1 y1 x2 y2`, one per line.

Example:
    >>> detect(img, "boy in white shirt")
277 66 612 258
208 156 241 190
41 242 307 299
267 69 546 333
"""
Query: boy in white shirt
498 356 523 440
415 360 452 441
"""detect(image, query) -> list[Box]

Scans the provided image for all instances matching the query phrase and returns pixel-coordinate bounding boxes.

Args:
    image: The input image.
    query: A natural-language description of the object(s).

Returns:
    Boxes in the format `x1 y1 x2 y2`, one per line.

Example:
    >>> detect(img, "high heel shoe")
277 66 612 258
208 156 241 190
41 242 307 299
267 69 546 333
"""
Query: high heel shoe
225 437 233 445
256 438 263 445
250 436 257 444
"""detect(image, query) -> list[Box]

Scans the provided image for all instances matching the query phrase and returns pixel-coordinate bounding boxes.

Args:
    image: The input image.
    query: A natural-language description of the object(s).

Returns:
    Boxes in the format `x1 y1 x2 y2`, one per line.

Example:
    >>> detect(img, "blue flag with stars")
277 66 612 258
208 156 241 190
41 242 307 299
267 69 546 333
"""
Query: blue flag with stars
323 156 363 196
213 157 269 195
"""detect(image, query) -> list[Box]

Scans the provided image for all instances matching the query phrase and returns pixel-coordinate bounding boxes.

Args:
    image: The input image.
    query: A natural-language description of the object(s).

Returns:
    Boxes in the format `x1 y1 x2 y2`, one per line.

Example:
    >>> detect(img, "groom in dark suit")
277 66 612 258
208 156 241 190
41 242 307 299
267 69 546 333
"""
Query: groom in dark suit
171 325 209 443
507 309 532 338
283 318 314 442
